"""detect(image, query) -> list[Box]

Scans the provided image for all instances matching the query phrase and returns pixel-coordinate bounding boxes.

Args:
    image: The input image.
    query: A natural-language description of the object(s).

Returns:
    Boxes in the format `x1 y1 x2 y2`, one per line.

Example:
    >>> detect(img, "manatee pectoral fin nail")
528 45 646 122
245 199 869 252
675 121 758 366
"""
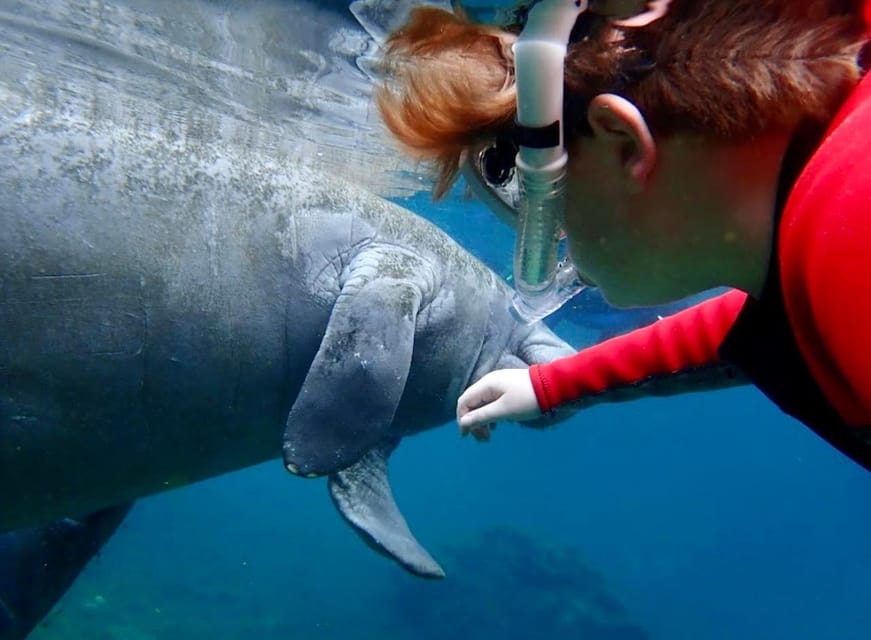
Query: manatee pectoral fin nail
328 441 445 579
283 271 421 476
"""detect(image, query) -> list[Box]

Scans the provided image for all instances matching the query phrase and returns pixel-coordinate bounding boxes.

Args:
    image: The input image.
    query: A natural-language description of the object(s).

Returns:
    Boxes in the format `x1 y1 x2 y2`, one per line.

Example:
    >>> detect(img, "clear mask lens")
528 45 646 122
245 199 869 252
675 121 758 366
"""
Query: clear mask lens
461 142 521 229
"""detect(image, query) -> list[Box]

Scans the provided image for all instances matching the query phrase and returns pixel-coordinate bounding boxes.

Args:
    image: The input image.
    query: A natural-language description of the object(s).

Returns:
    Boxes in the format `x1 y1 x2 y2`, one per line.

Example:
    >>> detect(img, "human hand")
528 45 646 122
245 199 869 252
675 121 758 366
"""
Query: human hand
456 368 541 441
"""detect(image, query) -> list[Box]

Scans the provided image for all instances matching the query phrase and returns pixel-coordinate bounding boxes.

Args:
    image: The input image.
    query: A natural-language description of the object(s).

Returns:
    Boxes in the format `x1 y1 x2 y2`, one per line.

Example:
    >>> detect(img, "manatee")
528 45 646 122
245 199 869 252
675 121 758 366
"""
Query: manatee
0 111 573 577
1 56 581 585
0 2 576 634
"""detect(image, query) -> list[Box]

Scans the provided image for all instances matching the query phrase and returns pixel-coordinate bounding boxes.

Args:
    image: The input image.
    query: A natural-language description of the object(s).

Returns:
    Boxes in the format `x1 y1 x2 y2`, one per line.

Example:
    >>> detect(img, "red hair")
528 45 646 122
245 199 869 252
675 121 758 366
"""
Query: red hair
376 1 867 197
376 7 518 196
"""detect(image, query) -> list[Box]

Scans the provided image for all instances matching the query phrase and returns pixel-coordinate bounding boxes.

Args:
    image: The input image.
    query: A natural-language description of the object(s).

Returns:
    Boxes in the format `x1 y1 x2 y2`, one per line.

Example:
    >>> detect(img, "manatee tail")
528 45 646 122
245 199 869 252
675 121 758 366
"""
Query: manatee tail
0 503 132 639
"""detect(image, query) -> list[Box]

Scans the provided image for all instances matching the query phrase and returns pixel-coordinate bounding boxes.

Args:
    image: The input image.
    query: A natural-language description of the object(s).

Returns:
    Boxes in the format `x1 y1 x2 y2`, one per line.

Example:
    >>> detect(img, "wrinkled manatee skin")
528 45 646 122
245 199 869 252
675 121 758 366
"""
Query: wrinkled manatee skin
0 112 572 531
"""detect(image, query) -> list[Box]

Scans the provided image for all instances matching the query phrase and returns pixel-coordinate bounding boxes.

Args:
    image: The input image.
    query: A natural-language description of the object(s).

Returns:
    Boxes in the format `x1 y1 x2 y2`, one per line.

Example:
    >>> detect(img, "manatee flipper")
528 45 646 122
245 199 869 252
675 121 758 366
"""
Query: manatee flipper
328 441 444 578
284 251 423 476
0 503 132 639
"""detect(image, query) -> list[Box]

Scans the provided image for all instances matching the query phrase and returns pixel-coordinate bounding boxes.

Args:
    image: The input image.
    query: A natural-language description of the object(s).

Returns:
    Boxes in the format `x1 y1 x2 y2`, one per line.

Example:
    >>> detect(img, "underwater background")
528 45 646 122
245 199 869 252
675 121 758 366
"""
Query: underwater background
4 0 871 638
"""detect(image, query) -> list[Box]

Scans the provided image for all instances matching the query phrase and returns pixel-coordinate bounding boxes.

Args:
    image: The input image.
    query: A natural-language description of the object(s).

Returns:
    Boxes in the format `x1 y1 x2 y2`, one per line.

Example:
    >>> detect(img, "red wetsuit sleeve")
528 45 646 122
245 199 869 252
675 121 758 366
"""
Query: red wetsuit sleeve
529 289 748 412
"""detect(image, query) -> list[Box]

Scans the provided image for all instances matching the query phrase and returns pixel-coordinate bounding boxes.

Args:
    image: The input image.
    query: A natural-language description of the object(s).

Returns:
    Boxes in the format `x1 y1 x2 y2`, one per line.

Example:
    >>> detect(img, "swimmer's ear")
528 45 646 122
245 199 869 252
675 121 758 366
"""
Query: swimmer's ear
586 93 656 192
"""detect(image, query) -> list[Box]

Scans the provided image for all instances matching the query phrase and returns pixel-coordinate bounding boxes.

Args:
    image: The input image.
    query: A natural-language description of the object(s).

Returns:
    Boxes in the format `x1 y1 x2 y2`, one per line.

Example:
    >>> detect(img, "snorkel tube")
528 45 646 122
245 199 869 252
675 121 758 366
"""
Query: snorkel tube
510 0 587 323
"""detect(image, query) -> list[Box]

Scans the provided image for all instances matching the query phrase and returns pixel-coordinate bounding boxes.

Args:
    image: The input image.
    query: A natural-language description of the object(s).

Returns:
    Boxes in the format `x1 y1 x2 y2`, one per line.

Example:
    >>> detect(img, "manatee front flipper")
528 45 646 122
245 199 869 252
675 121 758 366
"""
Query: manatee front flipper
0 503 132 640
328 441 444 578
284 251 423 477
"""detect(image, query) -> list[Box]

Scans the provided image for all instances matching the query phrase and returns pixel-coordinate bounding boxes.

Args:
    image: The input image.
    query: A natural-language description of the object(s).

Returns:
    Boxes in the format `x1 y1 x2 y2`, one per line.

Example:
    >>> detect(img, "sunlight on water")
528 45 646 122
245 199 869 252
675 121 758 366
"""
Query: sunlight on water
0 0 428 197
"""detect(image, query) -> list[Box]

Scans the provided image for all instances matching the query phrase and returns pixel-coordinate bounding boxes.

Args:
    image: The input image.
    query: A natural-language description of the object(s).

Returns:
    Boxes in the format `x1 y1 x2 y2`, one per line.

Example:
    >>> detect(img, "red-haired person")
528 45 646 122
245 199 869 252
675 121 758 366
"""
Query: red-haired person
376 1 871 470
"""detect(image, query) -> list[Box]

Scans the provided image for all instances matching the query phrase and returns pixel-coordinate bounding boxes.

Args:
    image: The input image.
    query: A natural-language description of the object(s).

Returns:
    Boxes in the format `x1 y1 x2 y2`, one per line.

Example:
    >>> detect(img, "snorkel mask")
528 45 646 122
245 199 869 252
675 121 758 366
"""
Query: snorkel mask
464 0 590 323
462 0 663 322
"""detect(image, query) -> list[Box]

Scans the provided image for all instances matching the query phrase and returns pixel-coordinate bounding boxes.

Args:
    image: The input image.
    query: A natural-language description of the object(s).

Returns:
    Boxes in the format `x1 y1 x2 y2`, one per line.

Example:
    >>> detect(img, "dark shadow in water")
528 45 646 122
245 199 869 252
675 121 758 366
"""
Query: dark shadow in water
390 526 649 640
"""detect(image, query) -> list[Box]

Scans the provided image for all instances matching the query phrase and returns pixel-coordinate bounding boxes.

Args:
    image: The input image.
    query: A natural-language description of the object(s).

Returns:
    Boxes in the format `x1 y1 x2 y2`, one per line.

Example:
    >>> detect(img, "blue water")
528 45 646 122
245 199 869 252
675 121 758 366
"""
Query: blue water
28 186 871 640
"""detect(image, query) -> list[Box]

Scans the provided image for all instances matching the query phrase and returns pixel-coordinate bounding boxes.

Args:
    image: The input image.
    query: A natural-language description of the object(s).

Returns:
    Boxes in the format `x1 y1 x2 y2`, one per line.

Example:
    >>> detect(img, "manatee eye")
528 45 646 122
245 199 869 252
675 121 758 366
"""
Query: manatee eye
480 136 517 187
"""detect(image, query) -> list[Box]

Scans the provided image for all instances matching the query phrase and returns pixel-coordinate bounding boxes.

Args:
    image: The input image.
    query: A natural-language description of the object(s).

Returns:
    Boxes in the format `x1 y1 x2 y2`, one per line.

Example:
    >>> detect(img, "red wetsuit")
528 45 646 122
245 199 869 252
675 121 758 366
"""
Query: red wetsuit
529 49 871 470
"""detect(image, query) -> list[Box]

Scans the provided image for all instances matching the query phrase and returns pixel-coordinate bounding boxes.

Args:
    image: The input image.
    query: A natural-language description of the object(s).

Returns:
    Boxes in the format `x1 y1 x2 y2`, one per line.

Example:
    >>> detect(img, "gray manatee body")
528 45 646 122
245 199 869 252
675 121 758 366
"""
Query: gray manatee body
0 2 559 634
0 95 573 578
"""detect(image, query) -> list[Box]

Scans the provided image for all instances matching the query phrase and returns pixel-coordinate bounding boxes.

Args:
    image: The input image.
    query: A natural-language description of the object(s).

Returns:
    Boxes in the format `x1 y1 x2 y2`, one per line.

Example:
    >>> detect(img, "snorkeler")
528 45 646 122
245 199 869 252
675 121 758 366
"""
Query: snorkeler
374 0 871 470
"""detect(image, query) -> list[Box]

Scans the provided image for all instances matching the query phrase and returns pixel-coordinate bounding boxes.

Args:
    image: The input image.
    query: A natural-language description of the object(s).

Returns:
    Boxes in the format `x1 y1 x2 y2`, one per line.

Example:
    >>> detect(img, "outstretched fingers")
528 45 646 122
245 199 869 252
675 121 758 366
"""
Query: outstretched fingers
455 368 541 438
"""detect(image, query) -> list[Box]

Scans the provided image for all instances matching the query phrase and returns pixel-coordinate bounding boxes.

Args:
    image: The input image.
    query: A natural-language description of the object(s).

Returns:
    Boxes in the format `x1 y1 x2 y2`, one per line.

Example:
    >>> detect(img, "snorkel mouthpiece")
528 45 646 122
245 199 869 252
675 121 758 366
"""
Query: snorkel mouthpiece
510 0 587 323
